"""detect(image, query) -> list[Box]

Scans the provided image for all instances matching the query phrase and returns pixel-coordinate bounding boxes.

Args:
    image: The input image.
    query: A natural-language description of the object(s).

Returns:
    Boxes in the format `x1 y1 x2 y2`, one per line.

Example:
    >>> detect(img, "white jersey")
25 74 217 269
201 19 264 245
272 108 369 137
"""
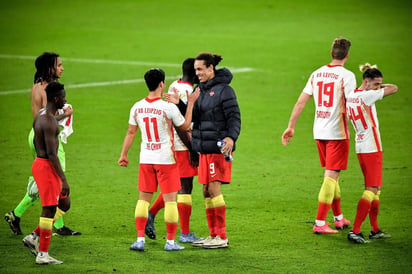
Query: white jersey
128 97 185 164
168 79 194 151
303 64 356 140
346 88 384 153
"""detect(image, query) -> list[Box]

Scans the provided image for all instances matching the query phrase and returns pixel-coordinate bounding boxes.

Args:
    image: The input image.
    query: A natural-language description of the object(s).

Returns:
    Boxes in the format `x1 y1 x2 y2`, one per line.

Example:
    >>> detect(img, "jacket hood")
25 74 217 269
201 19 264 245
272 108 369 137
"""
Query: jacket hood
200 68 233 90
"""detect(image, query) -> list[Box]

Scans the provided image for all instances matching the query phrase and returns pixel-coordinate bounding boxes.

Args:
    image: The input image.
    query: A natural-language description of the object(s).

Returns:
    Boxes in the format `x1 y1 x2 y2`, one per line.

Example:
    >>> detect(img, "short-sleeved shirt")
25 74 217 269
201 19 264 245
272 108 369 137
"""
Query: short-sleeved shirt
128 97 185 164
346 88 384 153
303 64 356 140
168 79 194 151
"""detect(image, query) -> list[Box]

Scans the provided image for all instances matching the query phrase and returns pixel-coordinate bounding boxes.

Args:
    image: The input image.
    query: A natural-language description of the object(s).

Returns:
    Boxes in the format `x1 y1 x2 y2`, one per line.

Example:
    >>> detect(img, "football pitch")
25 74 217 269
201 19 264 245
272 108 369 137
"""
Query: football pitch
0 0 411 273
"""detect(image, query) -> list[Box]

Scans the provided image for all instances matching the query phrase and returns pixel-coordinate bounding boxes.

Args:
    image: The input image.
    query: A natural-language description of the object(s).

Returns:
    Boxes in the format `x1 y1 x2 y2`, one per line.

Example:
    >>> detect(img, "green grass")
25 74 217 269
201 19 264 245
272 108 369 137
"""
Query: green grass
0 0 411 273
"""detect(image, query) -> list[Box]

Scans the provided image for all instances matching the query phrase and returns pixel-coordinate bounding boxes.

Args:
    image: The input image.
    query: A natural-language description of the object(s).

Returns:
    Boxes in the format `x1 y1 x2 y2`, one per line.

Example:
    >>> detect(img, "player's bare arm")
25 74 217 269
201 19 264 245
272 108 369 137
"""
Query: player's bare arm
381 84 398 97
282 92 312 146
118 124 138 167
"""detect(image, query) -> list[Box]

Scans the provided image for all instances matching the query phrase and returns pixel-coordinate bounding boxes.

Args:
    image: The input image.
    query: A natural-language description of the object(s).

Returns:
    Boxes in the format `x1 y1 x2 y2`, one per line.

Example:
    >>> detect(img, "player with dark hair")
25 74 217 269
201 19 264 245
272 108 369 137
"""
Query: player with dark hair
190 52 241 249
24 81 71 264
4 52 80 236
346 64 398 243
282 37 356 234
33 52 61 84
145 58 203 243
118 68 199 251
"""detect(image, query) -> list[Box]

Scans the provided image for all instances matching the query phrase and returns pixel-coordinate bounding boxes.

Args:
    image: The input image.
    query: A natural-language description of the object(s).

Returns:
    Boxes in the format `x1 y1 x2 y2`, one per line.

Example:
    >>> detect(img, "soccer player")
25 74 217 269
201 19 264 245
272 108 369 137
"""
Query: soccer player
190 52 241 249
145 58 203 243
4 52 80 236
346 64 398 244
282 37 356 234
24 82 71 264
118 68 199 251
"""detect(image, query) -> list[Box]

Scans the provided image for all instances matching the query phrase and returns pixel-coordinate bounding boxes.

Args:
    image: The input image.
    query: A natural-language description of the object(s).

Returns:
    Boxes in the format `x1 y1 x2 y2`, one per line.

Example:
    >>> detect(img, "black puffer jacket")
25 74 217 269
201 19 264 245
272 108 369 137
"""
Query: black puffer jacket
192 68 241 154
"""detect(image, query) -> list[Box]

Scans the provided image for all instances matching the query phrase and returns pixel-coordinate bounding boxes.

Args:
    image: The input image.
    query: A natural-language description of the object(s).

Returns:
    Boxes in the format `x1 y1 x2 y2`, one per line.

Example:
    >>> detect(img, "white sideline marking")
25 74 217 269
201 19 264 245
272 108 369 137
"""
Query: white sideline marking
0 54 254 96
0 54 181 67
0 77 176 95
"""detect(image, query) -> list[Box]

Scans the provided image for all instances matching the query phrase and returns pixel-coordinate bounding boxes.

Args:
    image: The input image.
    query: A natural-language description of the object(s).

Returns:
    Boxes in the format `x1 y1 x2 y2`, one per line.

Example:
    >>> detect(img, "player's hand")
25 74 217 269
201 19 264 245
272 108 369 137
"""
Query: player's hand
189 150 199 167
63 105 73 116
118 156 129 167
187 87 200 104
60 181 70 197
281 128 294 146
163 88 179 104
221 137 234 155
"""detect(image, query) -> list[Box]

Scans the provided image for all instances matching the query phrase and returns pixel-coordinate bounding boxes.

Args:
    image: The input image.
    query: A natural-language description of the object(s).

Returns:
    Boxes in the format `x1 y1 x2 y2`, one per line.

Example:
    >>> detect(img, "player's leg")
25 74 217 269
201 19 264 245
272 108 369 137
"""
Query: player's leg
36 205 63 264
163 192 184 251
192 154 216 247
368 190 390 239
130 192 152 251
314 173 338 233
313 140 346 234
4 177 39 235
158 164 184 251
331 177 350 229
130 164 156 251
177 177 201 243
149 193 164 218
347 189 374 244
202 181 229 249
26 158 63 264
145 193 163 239
175 150 201 242
200 155 230 249
313 140 335 233
178 179 193 235
328 140 350 229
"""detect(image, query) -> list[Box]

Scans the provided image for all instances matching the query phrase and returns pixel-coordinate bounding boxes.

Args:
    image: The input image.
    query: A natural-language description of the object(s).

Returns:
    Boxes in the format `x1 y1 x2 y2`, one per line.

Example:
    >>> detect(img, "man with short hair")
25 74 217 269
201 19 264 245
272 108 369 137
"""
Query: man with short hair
145 58 203 243
25 81 71 264
118 68 199 251
282 37 356 234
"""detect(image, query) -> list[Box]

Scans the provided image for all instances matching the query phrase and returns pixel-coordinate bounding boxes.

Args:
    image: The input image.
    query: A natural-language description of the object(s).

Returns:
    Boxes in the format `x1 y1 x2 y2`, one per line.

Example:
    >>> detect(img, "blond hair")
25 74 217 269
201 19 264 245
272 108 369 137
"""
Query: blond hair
359 63 382 79
359 63 378 73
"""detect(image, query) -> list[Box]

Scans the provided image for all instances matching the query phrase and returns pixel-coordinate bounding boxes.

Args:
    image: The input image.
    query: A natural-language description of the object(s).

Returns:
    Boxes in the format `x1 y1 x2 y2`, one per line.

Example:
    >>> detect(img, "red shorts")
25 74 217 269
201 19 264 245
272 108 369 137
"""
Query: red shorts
175 150 198 178
138 164 181 193
357 152 382 187
316 139 349 170
198 154 231 185
32 158 61 207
